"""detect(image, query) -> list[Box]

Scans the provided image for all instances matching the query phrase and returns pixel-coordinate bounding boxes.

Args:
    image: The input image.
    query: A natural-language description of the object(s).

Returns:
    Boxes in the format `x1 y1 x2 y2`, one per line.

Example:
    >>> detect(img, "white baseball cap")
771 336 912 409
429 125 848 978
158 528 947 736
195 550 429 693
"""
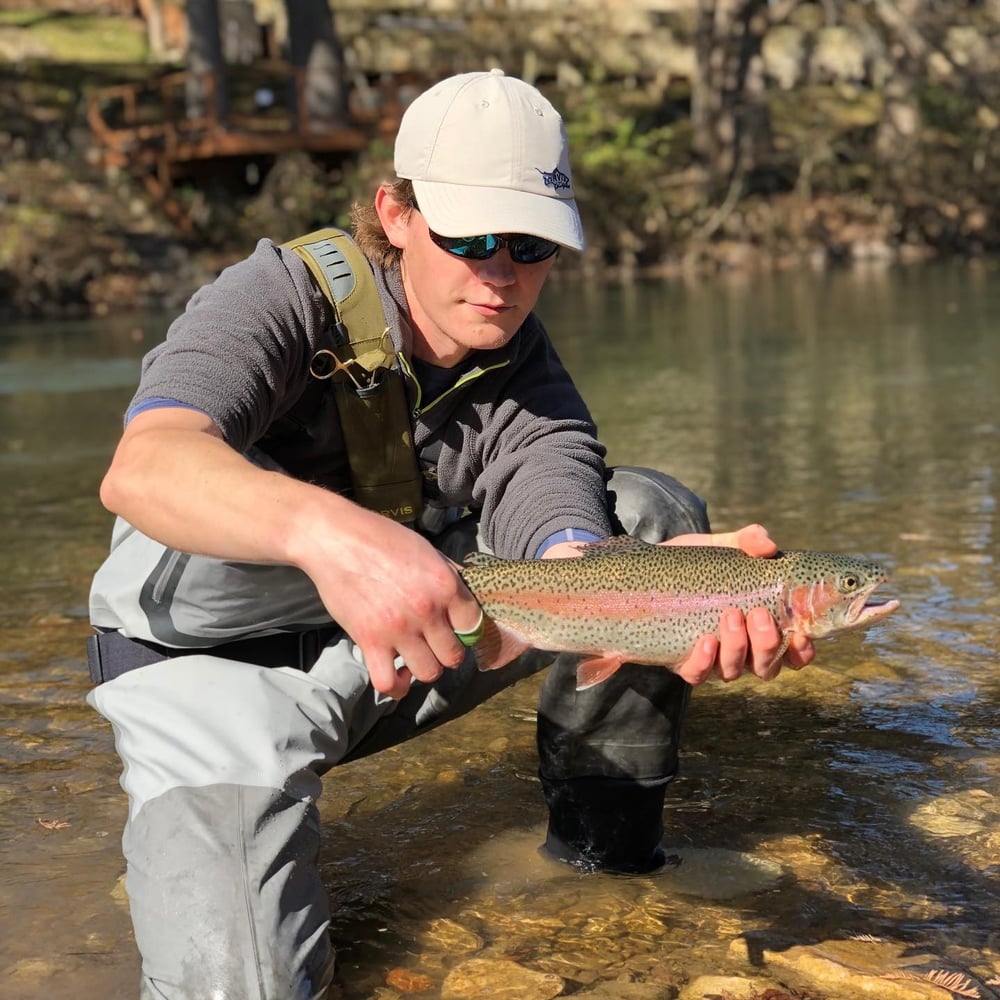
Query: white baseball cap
394 68 585 251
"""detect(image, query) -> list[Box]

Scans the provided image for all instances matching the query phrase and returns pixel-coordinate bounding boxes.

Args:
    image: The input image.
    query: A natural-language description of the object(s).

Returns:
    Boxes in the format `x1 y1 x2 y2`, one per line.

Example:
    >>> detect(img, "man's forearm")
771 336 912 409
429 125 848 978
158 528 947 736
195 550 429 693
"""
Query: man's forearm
99 408 357 571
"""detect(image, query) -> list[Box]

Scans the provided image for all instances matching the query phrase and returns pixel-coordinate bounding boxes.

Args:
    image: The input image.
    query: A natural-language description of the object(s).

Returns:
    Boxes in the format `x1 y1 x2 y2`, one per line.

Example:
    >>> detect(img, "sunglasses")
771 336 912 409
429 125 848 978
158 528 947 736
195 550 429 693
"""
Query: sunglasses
408 200 559 264
427 230 560 264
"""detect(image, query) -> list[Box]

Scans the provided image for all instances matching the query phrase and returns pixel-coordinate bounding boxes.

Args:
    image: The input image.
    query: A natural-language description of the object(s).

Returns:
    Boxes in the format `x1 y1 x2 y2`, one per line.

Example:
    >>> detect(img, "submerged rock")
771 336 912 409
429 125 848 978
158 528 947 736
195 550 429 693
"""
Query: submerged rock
421 916 483 954
908 789 1000 870
729 936 969 999
385 967 435 994
678 975 792 1000
648 847 786 901
441 958 564 1000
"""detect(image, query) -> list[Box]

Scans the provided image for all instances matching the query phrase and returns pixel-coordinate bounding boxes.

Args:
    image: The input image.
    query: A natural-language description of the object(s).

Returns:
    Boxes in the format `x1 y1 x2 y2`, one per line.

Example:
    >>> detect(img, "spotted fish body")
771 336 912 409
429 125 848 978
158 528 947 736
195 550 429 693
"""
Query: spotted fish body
459 537 899 690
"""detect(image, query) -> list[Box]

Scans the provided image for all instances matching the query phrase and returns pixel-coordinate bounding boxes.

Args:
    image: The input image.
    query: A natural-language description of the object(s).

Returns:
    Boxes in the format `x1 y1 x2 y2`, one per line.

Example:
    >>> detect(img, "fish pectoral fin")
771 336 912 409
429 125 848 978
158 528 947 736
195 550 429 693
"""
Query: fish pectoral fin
575 655 627 691
762 634 791 675
472 617 530 673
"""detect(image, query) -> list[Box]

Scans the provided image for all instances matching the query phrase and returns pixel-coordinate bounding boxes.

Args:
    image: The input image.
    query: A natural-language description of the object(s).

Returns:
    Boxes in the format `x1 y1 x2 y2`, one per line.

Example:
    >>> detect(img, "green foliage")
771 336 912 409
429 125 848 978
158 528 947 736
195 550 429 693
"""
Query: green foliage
918 82 978 132
562 84 694 262
573 115 677 179
1 12 148 64
224 151 367 245
0 10 52 27
767 85 883 194
770 85 882 135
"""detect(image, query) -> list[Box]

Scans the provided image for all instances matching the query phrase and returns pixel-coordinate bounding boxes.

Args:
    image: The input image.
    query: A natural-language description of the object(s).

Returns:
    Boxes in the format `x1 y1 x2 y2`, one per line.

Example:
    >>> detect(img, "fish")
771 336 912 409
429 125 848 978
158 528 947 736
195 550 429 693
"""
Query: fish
458 536 899 690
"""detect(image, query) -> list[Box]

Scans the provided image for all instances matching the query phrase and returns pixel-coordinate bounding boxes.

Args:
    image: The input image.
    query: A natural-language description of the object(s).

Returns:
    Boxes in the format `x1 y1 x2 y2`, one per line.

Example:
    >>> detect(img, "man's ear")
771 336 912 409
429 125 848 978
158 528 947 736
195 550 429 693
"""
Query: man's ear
375 185 410 249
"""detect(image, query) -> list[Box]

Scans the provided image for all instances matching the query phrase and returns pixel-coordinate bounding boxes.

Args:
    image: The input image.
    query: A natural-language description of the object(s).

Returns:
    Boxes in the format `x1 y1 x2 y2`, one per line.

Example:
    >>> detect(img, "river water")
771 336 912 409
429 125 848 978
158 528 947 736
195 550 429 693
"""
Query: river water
1 262 997 999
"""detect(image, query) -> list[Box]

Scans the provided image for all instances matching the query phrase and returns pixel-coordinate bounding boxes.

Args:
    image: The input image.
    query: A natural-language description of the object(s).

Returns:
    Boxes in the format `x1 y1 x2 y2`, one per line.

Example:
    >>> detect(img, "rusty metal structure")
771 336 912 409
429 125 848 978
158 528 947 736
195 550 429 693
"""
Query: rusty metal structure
87 64 408 226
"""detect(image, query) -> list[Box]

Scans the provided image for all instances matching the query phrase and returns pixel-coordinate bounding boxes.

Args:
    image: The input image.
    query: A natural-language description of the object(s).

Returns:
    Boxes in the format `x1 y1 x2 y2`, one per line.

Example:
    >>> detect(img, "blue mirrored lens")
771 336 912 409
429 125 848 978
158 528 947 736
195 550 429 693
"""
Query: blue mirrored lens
431 232 558 264
447 235 501 259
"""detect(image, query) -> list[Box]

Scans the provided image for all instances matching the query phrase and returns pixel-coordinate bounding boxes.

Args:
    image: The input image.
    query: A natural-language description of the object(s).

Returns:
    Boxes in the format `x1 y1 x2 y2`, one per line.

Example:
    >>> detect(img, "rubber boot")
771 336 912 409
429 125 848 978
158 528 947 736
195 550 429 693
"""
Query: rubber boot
539 774 671 874
536 466 708 874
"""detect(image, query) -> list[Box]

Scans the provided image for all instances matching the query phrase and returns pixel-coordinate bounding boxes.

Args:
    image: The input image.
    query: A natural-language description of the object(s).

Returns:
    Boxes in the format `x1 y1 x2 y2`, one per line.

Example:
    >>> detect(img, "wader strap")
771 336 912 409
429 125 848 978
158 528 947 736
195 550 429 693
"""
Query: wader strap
283 227 424 523
86 627 342 686
285 228 395 369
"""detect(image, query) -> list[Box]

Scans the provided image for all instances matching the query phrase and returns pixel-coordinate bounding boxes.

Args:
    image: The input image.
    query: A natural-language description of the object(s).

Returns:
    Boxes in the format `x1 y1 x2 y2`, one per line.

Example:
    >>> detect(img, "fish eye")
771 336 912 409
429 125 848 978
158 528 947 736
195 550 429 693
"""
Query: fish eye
841 573 860 591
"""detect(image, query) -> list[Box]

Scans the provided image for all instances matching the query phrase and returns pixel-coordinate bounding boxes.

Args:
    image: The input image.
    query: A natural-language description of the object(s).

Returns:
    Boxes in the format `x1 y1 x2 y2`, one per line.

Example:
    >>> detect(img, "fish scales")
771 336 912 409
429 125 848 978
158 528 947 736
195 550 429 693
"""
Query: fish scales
459 538 899 690
466 548 789 658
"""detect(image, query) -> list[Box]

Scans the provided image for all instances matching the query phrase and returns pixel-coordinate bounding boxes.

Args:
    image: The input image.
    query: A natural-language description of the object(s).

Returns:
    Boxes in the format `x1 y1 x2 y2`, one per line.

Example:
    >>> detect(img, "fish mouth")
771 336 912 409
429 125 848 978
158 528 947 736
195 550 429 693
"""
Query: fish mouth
848 587 900 627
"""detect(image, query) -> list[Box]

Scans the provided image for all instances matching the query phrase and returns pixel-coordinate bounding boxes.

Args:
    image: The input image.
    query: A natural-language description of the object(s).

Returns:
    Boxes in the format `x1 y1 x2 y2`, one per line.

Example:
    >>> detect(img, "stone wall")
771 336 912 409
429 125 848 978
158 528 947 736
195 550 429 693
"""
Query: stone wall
298 0 996 100
40 0 997 104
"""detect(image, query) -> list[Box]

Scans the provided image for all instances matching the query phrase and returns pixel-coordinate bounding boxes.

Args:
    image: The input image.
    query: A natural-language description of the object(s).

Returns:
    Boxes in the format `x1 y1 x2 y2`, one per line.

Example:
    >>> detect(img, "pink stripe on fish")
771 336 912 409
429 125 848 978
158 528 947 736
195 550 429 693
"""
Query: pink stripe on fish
479 585 784 618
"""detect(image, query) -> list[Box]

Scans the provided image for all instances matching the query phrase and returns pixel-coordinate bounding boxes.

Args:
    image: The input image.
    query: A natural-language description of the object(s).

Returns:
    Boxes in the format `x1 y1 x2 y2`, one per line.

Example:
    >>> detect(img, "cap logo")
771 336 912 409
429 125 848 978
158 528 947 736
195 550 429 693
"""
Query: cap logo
536 166 571 192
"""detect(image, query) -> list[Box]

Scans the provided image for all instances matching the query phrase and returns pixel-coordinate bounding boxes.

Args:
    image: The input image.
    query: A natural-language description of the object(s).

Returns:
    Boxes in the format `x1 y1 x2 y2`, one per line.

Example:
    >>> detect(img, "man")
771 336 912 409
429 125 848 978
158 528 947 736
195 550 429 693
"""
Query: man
87 69 813 999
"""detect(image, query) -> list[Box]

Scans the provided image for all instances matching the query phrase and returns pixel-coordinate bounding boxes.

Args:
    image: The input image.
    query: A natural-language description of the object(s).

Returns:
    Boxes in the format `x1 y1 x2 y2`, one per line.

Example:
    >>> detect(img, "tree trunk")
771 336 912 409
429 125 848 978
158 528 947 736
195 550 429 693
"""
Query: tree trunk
137 0 166 62
185 0 228 121
284 0 348 127
867 0 926 169
692 0 797 198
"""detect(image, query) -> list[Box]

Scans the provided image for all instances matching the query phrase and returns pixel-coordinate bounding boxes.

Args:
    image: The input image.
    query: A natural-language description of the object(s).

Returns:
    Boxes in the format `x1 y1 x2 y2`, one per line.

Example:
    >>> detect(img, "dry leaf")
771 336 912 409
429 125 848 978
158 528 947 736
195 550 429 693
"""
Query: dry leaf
886 969 982 998
921 969 981 998
36 817 70 830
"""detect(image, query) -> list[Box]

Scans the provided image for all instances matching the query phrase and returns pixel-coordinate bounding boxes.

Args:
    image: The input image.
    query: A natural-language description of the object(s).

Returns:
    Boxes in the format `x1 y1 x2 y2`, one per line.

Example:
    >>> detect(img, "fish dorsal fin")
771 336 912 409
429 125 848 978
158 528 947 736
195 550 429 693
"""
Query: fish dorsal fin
462 551 502 568
578 536 656 559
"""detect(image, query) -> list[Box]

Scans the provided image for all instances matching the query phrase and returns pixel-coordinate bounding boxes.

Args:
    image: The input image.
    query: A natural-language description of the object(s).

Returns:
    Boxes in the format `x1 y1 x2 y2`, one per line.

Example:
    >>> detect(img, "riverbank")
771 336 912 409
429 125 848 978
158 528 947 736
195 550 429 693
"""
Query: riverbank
3 1 998 320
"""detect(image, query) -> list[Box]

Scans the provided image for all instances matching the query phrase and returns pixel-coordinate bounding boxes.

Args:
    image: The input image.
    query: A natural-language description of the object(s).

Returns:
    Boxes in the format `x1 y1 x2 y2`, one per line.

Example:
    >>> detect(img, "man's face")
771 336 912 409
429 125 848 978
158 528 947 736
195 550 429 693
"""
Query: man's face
377 190 558 367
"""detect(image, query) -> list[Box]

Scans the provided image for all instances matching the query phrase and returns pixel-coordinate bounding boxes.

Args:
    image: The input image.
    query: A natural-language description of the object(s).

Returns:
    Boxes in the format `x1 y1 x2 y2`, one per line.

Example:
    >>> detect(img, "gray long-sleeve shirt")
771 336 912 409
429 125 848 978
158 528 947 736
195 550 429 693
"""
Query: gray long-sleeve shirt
90 237 613 643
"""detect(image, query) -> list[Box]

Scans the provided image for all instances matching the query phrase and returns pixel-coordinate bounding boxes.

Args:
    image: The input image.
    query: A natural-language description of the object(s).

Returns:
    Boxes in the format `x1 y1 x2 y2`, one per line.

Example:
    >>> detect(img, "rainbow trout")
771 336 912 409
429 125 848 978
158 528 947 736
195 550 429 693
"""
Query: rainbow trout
459 537 899 689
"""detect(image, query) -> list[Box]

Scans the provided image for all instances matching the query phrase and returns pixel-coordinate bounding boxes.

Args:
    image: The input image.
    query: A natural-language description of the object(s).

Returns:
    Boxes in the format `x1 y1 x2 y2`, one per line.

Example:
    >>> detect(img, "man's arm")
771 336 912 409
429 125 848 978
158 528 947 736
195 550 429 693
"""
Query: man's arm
100 406 483 698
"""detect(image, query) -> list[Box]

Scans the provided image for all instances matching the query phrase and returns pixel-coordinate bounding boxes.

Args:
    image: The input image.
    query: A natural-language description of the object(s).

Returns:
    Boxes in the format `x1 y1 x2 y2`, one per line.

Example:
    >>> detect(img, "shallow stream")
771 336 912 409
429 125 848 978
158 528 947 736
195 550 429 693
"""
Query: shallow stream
1 262 997 998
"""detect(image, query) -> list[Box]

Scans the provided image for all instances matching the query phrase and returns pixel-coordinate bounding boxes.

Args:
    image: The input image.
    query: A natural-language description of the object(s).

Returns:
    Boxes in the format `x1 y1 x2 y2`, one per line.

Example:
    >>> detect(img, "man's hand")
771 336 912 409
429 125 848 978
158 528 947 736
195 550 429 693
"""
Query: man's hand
540 523 813 685
295 517 484 700
666 523 814 685
100 406 482 701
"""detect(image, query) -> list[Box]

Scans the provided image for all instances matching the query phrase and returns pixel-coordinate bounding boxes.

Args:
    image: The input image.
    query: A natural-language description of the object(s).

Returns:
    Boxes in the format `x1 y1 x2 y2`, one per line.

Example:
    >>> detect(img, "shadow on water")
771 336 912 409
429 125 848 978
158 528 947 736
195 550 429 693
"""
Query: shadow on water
312 648 1000 996
1 263 998 997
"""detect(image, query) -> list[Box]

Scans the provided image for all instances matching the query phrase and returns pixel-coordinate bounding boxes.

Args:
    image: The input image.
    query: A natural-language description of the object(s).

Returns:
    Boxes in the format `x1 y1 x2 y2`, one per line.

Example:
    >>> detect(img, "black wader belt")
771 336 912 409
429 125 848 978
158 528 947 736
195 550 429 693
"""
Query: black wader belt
86 627 342 686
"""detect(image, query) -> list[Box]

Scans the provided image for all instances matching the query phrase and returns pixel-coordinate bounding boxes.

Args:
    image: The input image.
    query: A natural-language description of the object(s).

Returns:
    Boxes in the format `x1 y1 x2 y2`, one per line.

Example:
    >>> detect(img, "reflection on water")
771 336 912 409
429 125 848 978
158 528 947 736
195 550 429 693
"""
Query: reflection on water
1 265 998 998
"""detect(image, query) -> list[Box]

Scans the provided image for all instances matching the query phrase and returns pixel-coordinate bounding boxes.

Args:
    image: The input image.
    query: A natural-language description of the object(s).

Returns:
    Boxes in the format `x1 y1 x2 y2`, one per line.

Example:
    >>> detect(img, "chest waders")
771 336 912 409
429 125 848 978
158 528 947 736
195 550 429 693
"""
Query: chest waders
284 228 424 524
87 230 426 686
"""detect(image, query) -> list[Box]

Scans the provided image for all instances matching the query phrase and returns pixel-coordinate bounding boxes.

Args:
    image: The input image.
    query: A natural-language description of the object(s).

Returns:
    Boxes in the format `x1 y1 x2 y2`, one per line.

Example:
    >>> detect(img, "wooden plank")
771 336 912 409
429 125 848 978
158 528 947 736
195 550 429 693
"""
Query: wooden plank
171 126 369 162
